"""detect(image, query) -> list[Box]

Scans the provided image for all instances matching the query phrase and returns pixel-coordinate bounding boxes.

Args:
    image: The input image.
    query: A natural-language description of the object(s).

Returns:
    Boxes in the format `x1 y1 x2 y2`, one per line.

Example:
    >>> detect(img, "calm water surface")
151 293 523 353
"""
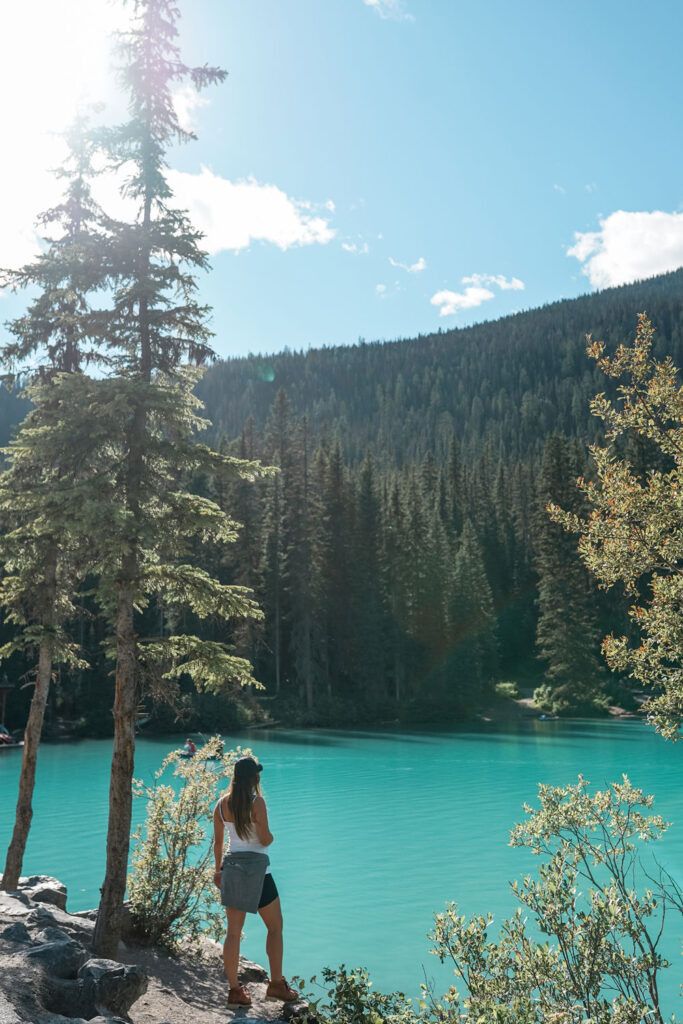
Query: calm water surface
1 720 681 1006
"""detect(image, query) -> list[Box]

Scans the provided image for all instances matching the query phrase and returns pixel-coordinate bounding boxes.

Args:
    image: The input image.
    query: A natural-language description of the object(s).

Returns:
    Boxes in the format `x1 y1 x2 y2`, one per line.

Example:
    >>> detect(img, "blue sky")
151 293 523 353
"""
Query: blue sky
3 0 683 358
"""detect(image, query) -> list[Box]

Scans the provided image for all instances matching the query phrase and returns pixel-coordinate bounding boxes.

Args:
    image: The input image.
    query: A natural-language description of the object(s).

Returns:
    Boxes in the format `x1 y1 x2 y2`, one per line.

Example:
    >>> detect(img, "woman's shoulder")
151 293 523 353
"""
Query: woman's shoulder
214 794 231 819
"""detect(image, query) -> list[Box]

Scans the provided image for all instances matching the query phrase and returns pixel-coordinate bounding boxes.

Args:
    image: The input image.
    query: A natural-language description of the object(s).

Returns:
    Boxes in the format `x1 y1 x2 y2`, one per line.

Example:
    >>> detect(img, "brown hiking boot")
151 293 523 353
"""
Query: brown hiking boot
265 976 298 1002
227 983 252 1007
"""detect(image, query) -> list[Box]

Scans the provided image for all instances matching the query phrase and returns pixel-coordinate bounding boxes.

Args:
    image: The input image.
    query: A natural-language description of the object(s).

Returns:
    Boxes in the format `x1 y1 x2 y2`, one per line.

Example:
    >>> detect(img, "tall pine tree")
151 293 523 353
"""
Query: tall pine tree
84 0 268 955
0 122 108 890
535 435 605 713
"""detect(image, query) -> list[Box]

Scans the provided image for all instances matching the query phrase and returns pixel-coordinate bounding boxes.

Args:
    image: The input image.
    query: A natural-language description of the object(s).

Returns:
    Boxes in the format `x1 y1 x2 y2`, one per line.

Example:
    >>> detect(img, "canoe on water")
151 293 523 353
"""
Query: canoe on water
0 741 24 751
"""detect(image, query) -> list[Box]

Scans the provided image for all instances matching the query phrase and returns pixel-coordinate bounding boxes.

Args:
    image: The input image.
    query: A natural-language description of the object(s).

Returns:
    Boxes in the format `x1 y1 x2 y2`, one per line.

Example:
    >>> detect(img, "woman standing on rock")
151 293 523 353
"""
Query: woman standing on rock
213 755 298 1009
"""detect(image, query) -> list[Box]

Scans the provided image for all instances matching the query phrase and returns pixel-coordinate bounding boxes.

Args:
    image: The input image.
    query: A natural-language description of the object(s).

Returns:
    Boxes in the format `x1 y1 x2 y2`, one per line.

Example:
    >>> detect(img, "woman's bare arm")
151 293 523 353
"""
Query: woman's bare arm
213 800 225 885
252 795 274 846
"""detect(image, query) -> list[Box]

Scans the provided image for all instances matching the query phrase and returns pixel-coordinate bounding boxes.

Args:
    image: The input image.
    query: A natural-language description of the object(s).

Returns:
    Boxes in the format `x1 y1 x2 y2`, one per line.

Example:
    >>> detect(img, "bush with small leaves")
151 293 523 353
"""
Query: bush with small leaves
550 313 683 739
294 966 418 1024
428 776 682 1024
495 681 519 700
126 736 253 947
533 681 610 717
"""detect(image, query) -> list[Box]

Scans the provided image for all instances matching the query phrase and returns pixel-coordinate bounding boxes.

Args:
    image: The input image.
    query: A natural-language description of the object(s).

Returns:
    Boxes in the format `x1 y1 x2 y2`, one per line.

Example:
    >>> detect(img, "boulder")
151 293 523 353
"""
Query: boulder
239 955 270 982
35 926 73 944
0 922 31 944
30 958 147 1021
78 958 148 1017
21 874 68 911
26 937 89 979
27 903 96 940
0 873 68 911
0 892 31 919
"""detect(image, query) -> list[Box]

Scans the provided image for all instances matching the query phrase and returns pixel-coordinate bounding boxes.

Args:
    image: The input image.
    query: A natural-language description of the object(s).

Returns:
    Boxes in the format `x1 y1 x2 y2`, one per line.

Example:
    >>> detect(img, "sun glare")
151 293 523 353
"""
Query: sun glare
0 0 125 268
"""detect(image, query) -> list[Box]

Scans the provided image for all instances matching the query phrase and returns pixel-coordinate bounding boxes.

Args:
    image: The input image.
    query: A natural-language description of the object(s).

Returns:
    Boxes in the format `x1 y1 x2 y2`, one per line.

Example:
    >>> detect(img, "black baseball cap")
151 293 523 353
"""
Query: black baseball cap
234 756 263 780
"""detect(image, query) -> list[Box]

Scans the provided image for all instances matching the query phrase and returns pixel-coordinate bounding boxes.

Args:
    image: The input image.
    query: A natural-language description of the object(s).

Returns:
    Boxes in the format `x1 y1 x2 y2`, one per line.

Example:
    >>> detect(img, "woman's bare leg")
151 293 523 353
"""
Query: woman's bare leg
224 906 247 989
258 897 284 981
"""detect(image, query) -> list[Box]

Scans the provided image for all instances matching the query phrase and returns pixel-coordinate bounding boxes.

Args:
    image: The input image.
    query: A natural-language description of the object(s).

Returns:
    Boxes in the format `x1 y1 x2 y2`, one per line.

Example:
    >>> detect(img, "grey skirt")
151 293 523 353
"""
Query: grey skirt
220 851 270 914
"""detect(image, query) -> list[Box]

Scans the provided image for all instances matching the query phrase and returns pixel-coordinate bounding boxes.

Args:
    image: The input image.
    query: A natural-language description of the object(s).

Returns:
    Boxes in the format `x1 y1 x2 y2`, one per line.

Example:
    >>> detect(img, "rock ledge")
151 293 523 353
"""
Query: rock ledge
0 876 309 1024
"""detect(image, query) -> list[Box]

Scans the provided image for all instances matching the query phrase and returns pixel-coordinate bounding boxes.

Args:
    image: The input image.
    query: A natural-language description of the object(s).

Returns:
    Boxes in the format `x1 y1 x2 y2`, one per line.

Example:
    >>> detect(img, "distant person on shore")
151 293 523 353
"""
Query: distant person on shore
213 755 297 1009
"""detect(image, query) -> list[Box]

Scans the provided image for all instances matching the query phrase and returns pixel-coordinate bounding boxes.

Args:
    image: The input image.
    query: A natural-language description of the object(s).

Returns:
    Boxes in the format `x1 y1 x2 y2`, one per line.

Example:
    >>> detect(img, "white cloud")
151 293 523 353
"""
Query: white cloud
342 241 370 255
166 167 336 253
585 183 597 193
173 84 210 133
553 183 566 195
568 210 683 288
389 255 426 273
363 0 414 21
462 273 524 292
430 273 525 317
376 284 387 296
431 286 495 316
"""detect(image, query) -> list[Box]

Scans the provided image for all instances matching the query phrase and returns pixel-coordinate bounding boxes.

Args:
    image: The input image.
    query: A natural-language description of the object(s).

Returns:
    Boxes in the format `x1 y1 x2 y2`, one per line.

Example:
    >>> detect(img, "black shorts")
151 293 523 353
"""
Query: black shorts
259 872 279 909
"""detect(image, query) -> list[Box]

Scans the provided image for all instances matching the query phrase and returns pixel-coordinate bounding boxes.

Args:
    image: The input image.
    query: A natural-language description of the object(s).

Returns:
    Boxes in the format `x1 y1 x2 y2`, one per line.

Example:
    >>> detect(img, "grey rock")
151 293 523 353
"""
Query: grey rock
21 875 68 912
0 873 68 913
78 958 148 1017
0 922 31 944
26 938 89 979
239 955 270 982
35 926 73 944
35 1017 128 1024
0 990 21 1024
282 998 314 1022
0 955 49 1021
71 908 98 922
27 904 95 939
0 892 31 918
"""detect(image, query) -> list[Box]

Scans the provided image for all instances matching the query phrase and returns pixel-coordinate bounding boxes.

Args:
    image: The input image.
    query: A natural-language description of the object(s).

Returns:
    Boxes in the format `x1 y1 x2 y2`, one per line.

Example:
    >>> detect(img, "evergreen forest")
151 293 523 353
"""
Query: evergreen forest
4 268 683 734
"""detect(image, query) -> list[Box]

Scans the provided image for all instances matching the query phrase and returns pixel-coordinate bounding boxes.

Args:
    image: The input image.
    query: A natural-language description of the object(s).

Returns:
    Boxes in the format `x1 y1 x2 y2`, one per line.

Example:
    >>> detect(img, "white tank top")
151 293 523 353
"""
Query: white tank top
220 799 271 873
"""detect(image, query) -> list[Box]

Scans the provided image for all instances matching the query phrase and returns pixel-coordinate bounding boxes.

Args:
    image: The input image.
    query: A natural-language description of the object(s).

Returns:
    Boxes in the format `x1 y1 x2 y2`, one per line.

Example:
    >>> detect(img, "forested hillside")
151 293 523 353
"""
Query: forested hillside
199 269 683 463
4 270 683 733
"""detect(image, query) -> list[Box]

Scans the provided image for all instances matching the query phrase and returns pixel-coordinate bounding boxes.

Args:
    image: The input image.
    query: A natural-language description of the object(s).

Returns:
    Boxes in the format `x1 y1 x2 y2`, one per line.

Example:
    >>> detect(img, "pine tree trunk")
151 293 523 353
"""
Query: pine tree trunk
274 586 281 694
92 575 137 958
1 637 54 890
1 552 57 892
394 642 401 702
304 610 313 712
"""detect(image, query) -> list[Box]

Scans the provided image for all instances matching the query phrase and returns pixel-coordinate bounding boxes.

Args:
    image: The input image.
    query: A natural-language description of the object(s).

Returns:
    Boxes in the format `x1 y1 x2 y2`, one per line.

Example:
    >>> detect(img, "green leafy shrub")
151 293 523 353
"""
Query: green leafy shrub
494 680 519 699
532 682 566 714
126 736 253 947
532 680 609 716
429 776 682 1024
295 966 417 1024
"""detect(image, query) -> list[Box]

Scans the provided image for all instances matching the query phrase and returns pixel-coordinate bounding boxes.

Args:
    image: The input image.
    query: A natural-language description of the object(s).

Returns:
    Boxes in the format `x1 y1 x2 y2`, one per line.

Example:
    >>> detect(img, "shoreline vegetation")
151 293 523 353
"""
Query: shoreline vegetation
3 689 644 746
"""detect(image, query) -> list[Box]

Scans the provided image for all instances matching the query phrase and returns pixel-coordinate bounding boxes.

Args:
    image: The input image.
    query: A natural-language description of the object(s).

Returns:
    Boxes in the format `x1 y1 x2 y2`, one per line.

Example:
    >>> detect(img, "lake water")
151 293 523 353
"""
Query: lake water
1 720 681 1009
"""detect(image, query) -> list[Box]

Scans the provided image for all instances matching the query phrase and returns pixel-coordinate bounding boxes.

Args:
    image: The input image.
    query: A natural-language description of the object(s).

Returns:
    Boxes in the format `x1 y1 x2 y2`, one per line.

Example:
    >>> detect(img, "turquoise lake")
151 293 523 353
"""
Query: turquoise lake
1 721 681 1008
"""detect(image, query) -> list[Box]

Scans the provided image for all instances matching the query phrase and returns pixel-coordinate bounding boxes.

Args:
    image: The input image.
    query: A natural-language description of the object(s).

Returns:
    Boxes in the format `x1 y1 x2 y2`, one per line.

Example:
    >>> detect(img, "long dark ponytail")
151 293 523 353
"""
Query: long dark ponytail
227 773 261 840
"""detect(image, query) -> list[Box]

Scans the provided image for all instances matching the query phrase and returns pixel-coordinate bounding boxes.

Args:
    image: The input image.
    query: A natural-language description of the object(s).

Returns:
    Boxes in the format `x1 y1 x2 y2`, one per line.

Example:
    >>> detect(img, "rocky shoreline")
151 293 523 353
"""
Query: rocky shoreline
0 875 309 1024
